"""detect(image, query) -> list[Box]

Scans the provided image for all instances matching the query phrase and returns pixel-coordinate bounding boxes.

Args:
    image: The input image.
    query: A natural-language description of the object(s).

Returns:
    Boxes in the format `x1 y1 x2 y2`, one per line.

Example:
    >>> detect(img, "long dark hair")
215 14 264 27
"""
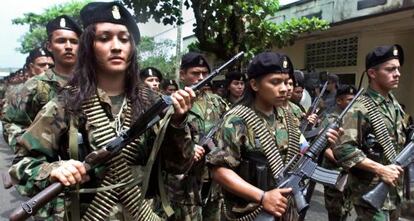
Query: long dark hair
62 24 145 120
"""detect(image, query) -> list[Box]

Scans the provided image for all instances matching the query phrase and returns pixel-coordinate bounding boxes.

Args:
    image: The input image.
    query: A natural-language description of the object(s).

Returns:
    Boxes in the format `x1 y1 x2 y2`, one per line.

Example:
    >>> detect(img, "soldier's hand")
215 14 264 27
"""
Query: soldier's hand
377 164 403 187
193 144 205 162
261 188 292 217
50 160 89 186
326 127 344 147
307 113 318 126
170 87 196 126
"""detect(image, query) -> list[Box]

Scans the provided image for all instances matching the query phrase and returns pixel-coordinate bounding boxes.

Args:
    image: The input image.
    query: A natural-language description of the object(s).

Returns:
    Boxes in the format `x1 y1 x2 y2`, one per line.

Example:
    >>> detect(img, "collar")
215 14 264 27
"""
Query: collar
366 86 393 106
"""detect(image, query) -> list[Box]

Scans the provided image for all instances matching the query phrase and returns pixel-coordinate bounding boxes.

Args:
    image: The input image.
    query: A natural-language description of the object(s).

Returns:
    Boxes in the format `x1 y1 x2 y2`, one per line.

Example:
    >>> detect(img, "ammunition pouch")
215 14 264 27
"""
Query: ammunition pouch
237 151 275 191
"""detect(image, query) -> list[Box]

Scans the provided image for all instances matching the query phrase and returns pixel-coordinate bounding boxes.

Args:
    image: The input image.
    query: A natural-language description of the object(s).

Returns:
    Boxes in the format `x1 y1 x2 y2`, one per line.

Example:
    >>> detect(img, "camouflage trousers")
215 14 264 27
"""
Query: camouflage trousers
354 205 400 221
323 185 352 221
168 202 202 221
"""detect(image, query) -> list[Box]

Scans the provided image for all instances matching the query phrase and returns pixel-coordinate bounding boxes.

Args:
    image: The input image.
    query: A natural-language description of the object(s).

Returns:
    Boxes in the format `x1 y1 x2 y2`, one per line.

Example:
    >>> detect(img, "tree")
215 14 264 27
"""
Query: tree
12 0 89 54
139 36 177 79
123 0 329 62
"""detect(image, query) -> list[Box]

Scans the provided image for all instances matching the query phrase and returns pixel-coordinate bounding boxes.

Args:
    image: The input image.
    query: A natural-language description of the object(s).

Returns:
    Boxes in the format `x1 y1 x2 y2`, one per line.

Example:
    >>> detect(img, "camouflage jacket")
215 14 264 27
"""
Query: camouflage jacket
321 105 342 171
1 69 69 151
333 87 407 210
206 105 304 219
1 83 25 148
287 101 305 127
165 91 229 205
9 87 193 220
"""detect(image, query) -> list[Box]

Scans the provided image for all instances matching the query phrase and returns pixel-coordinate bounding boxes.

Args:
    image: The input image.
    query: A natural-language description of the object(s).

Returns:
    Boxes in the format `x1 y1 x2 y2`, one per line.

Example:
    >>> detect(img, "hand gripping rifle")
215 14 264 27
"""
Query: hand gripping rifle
9 52 244 221
299 81 328 133
255 89 363 221
362 132 414 210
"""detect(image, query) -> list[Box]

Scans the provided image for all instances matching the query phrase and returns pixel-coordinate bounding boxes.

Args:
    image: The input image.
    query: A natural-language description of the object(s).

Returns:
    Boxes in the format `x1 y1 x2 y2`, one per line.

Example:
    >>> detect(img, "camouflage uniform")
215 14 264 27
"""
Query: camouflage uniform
333 87 407 221
287 101 305 127
1 82 25 147
165 90 229 221
9 88 194 221
1 69 69 151
321 105 352 221
206 105 305 220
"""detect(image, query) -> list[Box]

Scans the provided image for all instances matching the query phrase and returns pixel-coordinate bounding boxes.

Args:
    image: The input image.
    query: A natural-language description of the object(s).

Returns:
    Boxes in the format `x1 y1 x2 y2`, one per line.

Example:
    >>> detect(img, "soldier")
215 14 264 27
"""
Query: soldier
223 71 246 105
333 44 406 221
1 15 82 151
321 84 357 221
321 74 339 114
140 67 163 92
27 47 54 77
206 52 341 220
163 52 229 221
9 2 195 220
161 79 178 95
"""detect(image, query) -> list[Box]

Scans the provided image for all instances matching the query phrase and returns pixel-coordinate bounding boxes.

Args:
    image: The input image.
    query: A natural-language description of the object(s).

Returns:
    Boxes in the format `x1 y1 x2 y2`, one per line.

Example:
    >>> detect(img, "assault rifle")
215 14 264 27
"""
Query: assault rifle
362 132 414 210
255 89 363 221
299 81 328 134
9 52 244 221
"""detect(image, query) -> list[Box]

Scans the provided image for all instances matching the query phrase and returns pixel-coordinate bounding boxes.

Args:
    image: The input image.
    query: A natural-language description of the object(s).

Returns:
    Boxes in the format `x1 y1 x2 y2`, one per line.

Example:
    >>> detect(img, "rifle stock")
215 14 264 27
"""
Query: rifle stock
9 52 244 221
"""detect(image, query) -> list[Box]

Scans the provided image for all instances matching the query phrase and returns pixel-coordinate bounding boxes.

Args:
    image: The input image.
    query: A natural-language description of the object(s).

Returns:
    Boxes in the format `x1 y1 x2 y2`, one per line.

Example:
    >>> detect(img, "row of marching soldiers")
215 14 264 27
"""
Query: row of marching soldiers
0 1 412 221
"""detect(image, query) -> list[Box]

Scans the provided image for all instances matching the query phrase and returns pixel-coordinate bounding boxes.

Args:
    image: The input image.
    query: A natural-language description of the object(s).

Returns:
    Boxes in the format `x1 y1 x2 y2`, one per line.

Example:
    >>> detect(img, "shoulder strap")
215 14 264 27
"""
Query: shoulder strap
360 95 397 163
226 105 285 177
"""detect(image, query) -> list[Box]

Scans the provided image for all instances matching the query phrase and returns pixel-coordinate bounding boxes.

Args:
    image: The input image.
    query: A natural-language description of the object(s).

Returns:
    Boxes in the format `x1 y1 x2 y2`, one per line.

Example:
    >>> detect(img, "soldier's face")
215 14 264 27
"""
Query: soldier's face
94 23 132 76
30 56 54 75
336 94 354 110
369 59 401 91
164 85 177 95
47 29 79 67
291 86 303 103
228 80 245 98
180 66 209 86
144 76 160 92
286 78 294 99
251 73 289 107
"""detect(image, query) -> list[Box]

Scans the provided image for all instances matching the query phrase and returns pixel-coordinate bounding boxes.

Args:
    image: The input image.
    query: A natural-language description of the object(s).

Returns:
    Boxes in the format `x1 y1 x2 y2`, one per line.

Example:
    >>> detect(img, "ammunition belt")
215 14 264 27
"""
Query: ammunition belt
360 95 397 163
80 95 161 221
222 105 295 220
282 107 300 166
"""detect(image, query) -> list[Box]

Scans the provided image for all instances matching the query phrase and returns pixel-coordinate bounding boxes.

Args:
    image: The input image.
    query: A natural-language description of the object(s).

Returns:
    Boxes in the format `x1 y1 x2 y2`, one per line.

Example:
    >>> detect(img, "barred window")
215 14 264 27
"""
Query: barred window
306 37 358 68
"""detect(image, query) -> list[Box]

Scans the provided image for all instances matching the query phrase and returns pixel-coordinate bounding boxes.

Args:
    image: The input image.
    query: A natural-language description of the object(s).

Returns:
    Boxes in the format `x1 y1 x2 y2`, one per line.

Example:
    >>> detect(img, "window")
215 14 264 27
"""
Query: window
306 36 358 69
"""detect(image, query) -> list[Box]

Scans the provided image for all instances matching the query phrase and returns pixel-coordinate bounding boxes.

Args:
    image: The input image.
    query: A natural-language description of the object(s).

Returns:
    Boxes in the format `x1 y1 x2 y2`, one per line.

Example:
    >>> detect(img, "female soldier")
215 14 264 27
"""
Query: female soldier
224 71 246 105
207 52 340 220
9 2 195 220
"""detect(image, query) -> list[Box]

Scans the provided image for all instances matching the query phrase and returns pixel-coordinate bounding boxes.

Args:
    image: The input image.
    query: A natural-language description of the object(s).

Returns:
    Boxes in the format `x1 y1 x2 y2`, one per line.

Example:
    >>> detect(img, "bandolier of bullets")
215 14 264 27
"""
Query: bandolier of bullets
80 95 161 221
360 96 397 162
220 105 289 221
282 107 301 166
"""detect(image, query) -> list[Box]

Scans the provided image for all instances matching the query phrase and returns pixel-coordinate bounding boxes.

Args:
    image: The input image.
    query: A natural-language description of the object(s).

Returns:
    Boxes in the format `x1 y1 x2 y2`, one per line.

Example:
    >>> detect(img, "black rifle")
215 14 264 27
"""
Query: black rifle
9 52 244 221
255 89 363 221
362 132 414 210
299 81 328 133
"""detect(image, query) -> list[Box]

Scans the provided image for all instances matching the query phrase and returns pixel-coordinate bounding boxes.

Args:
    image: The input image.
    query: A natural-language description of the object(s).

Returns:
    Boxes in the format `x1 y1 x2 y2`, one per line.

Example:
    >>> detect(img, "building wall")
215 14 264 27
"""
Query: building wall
277 9 414 115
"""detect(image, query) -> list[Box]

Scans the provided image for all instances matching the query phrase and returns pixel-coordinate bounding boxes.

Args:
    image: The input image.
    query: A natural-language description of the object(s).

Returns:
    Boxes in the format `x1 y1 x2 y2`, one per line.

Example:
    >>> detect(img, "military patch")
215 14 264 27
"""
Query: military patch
39 48 45 56
199 58 204 65
283 59 288 69
148 69 153 76
112 5 121 19
393 47 398 56
59 18 66 28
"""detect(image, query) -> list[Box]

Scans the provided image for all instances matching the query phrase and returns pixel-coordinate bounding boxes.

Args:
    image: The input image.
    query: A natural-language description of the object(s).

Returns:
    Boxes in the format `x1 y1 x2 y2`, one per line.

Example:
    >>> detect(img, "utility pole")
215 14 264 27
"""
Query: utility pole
175 0 183 80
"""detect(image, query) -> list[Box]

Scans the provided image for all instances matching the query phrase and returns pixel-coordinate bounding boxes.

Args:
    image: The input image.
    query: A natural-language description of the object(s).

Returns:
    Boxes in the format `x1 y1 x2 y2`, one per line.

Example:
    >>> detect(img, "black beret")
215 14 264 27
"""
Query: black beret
27 47 52 64
180 52 211 72
225 71 246 83
162 79 178 89
212 80 226 89
366 44 404 70
46 15 82 37
293 70 305 88
247 52 294 79
140 67 163 81
336 84 357 98
80 2 140 44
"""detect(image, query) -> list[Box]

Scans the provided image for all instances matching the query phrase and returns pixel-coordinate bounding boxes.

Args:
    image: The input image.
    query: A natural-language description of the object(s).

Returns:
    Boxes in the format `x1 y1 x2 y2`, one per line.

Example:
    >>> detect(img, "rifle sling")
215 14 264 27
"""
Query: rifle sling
360 95 397 163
